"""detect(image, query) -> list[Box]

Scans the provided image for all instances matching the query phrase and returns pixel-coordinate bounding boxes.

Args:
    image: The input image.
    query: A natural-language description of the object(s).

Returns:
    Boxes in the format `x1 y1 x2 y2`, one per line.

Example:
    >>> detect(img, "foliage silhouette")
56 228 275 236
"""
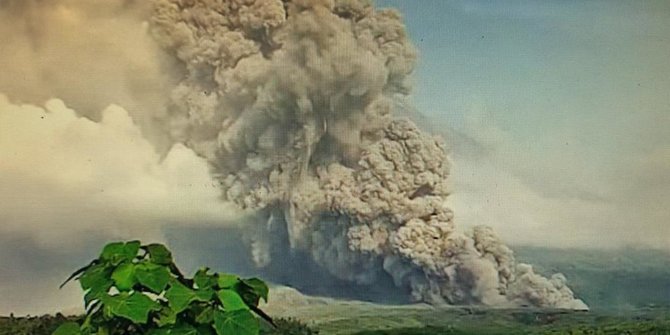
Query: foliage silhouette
53 241 272 335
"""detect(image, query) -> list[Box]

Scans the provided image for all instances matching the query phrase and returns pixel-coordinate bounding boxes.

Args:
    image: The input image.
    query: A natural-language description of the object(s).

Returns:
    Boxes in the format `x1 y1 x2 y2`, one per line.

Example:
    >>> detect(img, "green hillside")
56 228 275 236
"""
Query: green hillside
514 247 670 309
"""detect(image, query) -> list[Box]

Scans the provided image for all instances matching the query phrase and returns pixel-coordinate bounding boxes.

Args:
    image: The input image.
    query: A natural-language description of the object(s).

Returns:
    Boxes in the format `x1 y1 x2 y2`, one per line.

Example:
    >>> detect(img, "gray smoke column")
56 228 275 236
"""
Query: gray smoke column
149 0 587 309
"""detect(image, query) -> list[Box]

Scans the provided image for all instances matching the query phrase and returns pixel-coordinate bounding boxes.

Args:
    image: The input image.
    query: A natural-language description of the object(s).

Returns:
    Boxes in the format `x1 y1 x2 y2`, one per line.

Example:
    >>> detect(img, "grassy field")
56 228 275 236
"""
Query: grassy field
3 306 670 335
318 307 670 335
279 302 670 335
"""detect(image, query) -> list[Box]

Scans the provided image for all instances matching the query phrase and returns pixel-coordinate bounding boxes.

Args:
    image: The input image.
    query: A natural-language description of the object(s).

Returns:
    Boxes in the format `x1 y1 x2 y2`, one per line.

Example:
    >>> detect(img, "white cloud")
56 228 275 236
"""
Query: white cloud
0 95 243 315
0 95 243 243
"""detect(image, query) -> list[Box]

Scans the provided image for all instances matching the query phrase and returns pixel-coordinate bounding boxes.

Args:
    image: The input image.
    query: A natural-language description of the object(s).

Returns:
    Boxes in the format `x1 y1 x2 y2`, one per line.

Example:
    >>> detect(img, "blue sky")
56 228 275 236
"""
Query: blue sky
379 0 669 130
378 0 670 248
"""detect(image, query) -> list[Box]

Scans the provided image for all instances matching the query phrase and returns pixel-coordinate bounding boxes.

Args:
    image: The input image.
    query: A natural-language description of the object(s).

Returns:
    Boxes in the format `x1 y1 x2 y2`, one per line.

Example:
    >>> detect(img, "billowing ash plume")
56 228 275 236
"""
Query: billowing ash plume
149 0 587 309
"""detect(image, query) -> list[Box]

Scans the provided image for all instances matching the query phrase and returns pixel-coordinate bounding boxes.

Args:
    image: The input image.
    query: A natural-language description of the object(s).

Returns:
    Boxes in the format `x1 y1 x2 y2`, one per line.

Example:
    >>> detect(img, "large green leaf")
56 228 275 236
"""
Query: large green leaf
147 323 199 335
166 324 199 335
241 278 269 303
135 262 171 293
100 241 140 265
83 280 113 308
146 243 173 265
81 308 103 334
102 292 161 324
213 310 259 335
165 280 197 313
156 306 178 327
195 288 214 301
195 306 216 324
79 263 112 291
217 289 249 311
194 268 216 289
111 262 136 291
80 263 113 307
52 321 81 335
234 278 269 307
195 325 215 335
217 274 239 289
171 327 199 335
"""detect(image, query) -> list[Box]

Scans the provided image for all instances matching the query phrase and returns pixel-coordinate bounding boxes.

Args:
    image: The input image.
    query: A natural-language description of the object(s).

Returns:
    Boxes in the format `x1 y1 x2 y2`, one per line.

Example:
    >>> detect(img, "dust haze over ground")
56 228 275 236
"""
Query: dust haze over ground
4 0 669 315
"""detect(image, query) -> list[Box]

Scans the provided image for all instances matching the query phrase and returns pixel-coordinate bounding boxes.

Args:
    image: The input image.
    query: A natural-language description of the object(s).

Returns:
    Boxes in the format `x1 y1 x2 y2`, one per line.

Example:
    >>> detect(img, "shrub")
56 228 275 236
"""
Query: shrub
0 314 79 335
260 318 318 335
53 241 272 335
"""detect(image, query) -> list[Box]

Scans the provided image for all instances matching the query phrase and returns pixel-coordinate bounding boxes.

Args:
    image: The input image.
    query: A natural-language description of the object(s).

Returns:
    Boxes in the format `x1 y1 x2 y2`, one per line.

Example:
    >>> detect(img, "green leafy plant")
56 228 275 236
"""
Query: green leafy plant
53 241 273 335
260 318 318 335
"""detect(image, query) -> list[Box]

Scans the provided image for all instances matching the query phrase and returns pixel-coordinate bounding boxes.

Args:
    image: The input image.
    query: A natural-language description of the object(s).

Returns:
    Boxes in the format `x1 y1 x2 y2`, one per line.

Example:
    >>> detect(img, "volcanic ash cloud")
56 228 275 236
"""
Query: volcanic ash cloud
149 0 587 309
